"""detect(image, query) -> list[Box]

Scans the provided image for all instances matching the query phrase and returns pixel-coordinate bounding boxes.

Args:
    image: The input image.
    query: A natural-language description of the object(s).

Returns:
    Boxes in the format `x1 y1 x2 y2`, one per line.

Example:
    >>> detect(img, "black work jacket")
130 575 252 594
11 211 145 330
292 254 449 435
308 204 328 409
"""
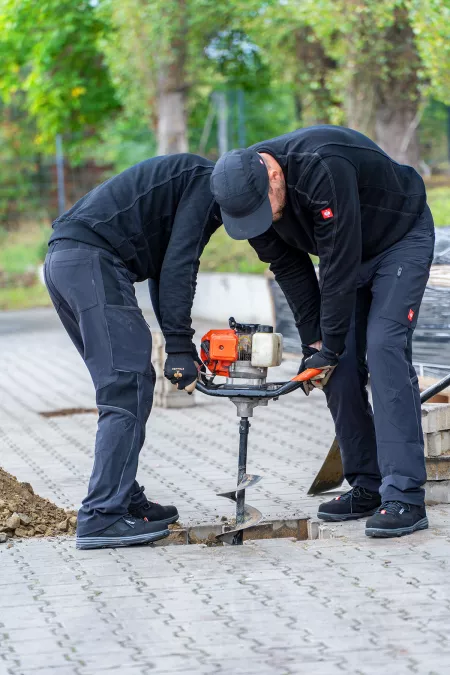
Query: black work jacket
248 126 426 354
50 154 221 352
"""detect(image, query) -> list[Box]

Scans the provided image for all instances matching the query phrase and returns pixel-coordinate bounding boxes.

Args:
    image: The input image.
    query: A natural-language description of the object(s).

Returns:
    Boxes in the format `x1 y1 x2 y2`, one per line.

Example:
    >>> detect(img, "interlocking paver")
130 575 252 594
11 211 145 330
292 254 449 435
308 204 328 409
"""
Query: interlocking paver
2 310 450 674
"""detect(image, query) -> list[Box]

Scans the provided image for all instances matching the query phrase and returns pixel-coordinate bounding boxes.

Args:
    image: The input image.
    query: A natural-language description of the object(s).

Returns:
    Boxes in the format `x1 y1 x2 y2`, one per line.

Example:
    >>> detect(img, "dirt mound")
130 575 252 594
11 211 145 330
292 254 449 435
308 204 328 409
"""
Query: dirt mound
0 467 77 543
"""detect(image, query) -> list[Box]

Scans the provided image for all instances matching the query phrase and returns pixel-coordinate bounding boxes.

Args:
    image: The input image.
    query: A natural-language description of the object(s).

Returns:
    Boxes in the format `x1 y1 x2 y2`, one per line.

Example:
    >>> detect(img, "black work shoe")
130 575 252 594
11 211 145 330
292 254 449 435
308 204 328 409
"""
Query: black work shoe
128 500 179 525
317 486 381 522
76 515 170 550
365 501 428 538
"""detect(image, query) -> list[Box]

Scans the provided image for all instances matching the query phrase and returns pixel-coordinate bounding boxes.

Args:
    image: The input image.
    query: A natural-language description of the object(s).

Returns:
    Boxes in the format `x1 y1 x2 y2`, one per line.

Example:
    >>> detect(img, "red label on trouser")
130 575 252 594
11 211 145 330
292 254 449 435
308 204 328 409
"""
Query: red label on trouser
408 309 414 322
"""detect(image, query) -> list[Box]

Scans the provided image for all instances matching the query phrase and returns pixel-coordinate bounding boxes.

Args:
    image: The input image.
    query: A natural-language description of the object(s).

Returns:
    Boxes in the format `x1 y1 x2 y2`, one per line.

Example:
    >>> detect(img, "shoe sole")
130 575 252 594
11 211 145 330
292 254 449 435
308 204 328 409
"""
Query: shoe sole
317 508 379 522
75 528 170 550
160 513 179 525
365 517 429 538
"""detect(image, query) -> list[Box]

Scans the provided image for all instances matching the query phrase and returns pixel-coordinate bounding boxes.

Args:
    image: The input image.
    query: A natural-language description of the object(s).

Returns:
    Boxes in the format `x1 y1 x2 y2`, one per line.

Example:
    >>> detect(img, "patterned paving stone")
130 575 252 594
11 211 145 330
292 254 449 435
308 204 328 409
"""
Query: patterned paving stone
2 310 450 674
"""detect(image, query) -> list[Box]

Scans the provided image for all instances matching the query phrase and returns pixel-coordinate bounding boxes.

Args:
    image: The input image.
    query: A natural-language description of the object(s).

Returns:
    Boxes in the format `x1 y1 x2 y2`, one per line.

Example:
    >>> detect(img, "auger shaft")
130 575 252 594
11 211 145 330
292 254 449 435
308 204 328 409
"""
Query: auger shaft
234 417 250 545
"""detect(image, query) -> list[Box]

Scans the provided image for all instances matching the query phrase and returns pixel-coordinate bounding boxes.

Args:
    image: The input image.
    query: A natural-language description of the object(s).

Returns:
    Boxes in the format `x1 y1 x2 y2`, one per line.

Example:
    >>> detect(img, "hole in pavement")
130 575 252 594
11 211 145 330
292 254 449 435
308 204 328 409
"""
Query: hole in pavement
163 518 310 547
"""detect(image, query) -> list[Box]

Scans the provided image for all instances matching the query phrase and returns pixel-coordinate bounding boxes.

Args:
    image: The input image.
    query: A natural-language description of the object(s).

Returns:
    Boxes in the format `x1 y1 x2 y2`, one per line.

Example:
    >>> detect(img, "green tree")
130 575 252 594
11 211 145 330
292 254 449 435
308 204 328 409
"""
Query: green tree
246 0 450 168
0 0 119 154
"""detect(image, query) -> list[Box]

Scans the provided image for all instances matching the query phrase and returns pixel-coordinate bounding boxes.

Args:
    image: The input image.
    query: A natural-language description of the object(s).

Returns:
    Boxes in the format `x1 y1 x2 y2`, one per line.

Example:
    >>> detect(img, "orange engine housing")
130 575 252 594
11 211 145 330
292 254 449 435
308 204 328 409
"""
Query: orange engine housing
200 329 238 377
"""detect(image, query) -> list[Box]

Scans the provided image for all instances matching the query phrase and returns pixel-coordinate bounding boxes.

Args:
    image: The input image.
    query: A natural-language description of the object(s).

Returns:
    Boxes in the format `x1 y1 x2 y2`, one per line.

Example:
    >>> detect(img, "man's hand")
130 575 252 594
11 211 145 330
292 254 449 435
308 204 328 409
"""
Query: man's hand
191 344 206 374
164 352 200 392
298 344 319 396
304 345 339 390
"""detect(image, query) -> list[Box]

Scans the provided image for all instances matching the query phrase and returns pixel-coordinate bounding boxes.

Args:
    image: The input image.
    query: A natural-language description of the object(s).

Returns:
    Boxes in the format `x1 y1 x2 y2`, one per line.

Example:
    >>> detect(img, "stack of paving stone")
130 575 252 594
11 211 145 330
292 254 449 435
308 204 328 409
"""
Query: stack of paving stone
423 403 450 503
152 332 195 409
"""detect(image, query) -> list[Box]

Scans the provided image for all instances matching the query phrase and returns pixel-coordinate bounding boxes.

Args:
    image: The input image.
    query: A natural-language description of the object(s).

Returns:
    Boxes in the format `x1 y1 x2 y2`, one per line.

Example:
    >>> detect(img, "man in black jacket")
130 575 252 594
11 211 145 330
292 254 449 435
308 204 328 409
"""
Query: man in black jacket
45 154 221 549
210 126 434 538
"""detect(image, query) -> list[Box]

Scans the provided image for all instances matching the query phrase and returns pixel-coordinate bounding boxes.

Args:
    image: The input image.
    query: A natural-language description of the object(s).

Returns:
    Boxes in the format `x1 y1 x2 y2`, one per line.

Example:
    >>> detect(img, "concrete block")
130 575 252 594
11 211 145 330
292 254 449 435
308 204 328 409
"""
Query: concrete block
151 331 195 409
426 456 450 480
318 523 335 539
425 480 450 505
422 403 450 434
307 519 320 540
424 430 450 457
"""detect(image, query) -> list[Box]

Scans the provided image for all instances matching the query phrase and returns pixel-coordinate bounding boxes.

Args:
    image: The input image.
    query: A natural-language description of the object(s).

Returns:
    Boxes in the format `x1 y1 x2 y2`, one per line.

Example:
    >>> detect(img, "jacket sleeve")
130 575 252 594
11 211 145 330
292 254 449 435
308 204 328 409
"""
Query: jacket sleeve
300 156 361 354
249 228 321 346
159 175 219 353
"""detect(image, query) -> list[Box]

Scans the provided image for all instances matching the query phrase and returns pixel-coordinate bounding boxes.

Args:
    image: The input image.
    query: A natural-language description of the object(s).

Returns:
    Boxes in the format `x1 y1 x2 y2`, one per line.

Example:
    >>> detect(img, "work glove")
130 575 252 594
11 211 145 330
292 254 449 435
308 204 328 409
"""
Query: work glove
303 345 339 392
191 344 206 374
298 345 319 396
164 351 201 393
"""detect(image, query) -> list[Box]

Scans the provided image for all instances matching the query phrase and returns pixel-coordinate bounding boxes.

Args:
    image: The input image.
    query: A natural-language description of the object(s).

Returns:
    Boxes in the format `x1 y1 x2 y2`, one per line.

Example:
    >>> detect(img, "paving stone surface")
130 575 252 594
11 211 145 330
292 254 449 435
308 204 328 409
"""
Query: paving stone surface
1 308 450 674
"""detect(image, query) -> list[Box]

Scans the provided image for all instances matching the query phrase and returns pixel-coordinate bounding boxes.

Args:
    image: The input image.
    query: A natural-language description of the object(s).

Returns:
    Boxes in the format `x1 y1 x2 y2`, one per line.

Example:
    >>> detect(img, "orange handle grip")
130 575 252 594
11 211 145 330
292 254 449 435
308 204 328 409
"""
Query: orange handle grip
291 368 322 383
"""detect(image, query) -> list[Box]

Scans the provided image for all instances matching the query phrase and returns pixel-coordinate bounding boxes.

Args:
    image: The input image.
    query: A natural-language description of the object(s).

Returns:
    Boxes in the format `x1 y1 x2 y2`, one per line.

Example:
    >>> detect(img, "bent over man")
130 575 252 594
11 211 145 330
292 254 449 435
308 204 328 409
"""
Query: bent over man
210 126 434 538
45 154 221 549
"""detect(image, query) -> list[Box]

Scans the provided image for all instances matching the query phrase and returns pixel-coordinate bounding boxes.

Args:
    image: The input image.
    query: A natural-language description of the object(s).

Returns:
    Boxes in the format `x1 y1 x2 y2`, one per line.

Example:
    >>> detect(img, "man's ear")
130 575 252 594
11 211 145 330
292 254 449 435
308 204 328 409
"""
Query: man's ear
268 167 278 183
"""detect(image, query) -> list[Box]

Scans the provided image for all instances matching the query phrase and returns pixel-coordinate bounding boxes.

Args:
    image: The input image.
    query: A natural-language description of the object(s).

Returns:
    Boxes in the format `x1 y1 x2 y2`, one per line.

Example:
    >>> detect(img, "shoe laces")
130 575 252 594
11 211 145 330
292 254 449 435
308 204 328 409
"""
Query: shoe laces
378 501 410 515
134 486 159 509
335 486 373 502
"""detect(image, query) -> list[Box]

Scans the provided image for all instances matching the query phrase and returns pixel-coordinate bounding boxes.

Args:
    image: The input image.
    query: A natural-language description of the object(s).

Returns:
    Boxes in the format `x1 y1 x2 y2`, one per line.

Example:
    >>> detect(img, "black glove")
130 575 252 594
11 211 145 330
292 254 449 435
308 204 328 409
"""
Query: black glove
298 345 319 396
164 352 200 391
303 345 339 390
191 344 206 373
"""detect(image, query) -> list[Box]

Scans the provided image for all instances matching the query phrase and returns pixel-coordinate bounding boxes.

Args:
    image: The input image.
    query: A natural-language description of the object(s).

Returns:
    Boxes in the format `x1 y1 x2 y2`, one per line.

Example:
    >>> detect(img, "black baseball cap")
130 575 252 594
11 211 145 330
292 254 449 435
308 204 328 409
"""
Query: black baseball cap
210 149 273 240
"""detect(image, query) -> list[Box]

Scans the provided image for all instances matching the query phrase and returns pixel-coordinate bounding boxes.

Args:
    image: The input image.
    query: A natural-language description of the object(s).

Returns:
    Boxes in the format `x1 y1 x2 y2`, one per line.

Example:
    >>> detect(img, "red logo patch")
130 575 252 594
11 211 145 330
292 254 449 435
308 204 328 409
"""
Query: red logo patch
321 208 333 219
408 309 415 322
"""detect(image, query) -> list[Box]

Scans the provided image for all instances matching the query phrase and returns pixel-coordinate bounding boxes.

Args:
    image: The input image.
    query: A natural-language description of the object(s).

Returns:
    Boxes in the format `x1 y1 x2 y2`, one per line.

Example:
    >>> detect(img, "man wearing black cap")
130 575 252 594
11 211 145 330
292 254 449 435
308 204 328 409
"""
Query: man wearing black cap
210 126 435 539
45 154 221 549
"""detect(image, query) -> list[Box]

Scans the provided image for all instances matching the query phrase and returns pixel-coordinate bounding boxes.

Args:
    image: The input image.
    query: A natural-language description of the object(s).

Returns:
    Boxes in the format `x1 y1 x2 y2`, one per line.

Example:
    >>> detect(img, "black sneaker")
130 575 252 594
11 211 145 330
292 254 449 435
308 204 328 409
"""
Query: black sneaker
317 486 381 522
365 501 428 538
76 515 170 550
129 499 179 525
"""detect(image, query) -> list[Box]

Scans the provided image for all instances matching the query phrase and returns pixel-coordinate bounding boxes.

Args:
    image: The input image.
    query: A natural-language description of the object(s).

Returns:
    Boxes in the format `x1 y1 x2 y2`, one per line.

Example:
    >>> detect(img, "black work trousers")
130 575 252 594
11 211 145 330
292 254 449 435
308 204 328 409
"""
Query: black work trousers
324 206 435 505
44 241 154 536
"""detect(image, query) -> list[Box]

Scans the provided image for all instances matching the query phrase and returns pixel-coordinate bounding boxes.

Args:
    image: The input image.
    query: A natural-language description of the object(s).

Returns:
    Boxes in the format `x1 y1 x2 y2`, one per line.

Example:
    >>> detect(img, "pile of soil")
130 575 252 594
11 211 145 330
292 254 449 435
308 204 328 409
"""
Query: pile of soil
0 467 77 543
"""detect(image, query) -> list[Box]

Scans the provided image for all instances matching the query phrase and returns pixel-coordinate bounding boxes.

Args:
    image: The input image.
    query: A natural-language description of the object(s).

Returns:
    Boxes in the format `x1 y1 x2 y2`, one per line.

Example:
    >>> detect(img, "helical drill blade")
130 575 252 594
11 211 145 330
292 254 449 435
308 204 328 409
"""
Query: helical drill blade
216 503 263 543
216 473 263 543
216 473 262 498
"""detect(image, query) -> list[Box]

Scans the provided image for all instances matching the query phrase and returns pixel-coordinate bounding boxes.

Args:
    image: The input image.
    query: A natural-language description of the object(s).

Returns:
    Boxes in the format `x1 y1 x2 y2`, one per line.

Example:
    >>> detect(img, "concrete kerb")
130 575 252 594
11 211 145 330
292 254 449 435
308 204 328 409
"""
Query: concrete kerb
38 266 275 326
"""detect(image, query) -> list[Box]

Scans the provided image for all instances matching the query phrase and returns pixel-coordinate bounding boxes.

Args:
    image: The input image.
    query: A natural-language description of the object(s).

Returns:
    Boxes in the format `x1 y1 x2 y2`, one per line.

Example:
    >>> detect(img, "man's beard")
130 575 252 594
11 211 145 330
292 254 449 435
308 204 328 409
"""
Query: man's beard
271 184 286 222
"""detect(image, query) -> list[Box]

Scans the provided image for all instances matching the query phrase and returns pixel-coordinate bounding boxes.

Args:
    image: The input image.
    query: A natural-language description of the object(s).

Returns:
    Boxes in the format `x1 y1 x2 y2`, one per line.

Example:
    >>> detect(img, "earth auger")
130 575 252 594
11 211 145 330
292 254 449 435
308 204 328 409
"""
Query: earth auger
195 318 320 545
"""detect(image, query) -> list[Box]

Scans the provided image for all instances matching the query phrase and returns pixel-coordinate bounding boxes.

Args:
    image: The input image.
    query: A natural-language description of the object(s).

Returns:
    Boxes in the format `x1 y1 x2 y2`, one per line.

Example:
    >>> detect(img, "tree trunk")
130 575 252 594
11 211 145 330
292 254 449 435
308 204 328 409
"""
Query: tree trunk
344 6 422 168
156 0 188 155
373 12 422 169
375 101 421 168
294 29 338 126
345 75 376 140
157 88 188 155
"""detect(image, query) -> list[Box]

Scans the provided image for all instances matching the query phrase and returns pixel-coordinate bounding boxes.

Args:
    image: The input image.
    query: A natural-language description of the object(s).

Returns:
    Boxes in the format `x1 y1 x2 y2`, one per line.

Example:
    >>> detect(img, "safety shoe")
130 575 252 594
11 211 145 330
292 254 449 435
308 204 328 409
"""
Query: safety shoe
317 486 381 522
76 515 170 550
365 501 428 538
129 499 179 525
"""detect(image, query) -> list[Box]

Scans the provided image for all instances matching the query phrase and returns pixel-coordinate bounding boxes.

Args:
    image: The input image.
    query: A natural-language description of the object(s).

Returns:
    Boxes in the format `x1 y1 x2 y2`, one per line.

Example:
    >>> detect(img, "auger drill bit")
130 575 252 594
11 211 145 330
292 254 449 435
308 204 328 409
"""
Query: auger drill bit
216 416 263 545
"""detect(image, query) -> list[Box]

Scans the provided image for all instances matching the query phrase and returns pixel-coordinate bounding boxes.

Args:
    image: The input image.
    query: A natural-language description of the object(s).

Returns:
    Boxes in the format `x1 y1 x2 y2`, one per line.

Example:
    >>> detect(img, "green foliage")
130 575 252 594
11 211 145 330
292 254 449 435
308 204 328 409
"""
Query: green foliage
419 100 449 168
201 227 267 274
0 283 51 311
427 186 450 227
0 0 120 152
89 115 157 174
0 224 49 274
0 113 48 226
409 0 450 104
